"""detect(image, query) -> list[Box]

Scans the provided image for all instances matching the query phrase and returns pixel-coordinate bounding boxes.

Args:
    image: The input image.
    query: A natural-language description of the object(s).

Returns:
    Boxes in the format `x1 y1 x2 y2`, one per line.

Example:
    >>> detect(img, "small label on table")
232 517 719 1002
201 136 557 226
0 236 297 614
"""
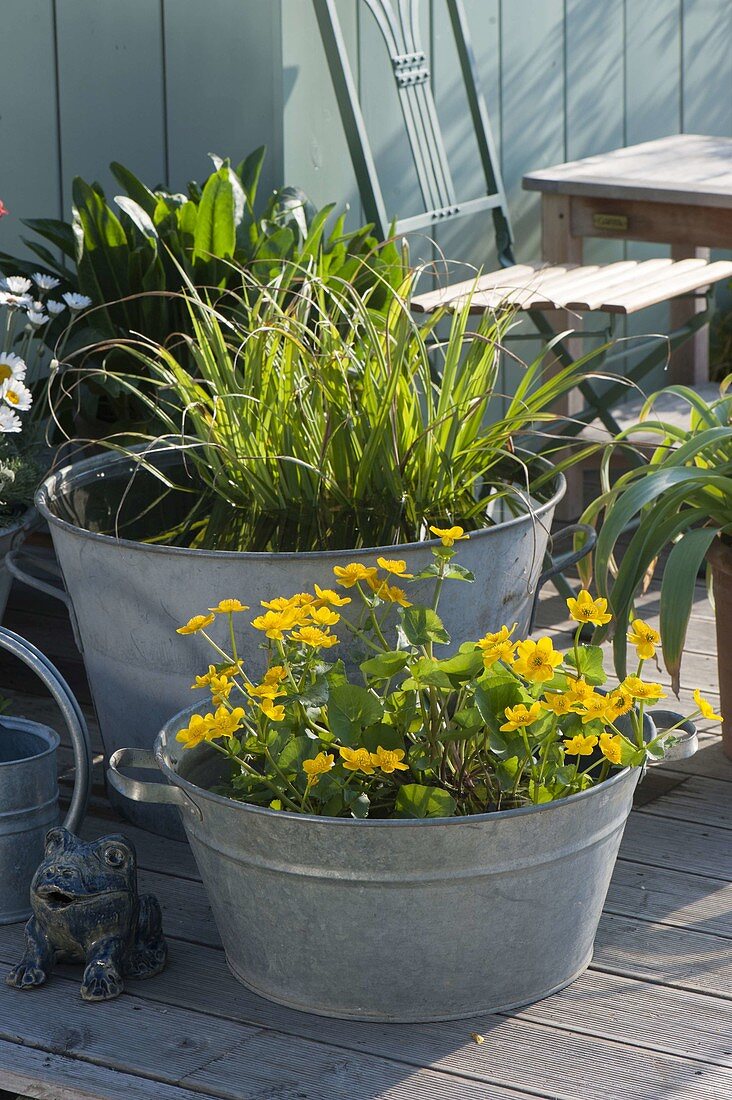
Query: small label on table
593 213 629 231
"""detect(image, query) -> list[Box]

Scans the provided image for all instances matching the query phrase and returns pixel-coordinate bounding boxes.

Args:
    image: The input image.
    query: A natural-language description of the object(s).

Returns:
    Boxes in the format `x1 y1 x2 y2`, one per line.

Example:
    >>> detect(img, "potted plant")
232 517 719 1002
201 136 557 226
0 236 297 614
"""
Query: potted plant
108 532 705 1020
579 380 731 756
26 263 599 836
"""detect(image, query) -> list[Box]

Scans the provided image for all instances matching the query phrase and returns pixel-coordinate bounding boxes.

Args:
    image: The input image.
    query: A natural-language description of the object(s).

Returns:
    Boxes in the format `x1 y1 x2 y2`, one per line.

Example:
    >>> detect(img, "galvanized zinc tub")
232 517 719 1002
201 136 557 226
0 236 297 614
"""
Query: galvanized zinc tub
28 446 581 839
0 507 36 622
109 706 642 1022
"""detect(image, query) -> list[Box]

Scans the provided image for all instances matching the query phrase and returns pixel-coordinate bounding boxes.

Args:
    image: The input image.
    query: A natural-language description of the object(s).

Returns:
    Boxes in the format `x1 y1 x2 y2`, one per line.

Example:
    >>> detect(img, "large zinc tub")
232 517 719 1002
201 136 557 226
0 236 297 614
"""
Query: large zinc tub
108 704 643 1022
22 446 588 838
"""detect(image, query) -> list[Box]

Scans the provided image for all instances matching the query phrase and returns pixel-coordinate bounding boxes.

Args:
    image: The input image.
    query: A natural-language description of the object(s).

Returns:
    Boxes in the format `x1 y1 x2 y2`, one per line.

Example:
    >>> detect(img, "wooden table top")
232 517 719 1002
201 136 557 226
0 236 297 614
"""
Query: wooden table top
523 133 732 209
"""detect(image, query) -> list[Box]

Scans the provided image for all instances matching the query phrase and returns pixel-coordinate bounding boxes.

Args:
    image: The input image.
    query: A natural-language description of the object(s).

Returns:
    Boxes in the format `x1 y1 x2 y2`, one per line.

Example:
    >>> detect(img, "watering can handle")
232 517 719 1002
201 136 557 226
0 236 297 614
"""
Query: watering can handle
0 626 91 834
5 549 84 653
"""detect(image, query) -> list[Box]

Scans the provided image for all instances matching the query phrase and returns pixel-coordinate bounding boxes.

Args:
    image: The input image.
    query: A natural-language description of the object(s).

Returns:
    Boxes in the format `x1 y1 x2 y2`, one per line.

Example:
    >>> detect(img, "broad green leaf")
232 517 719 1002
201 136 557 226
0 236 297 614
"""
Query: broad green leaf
193 167 236 261
277 735 312 774
564 644 606 686
402 656 453 690
360 651 408 682
327 684 384 746
437 649 484 681
401 607 450 646
495 756 521 792
360 723 404 753
395 784 456 818
474 676 524 734
660 527 718 693
115 196 158 240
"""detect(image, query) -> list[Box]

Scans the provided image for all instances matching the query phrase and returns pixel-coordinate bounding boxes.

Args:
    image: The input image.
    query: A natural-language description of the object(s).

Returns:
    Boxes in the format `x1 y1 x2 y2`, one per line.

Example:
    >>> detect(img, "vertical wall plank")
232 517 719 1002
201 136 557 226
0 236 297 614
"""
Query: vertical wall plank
682 0 732 136
0 1 60 257
282 0 361 221
163 0 283 198
432 0 501 268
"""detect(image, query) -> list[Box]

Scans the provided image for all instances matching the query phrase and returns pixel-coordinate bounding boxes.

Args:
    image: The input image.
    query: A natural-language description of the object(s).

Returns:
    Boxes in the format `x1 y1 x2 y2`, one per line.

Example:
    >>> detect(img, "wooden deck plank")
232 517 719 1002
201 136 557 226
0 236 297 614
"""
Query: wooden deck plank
620 813 732 880
631 776 732 830
0 1039 215 1100
606 861 732 939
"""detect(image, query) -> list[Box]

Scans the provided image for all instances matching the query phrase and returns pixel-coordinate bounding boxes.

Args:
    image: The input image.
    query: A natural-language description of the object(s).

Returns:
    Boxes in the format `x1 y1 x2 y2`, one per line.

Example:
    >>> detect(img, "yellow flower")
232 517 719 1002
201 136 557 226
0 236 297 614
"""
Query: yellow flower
566 589 612 627
208 599 249 614
251 608 300 639
368 577 412 607
332 563 378 588
339 746 376 774
176 613 215 635
302 752 335 784
604 688 633 722
259 697 285 722
308 606 341 627
369 746 409 774
207 705 245 739
313 584 351 608
376 557 413 578
477 625 517 669
563 733 598 756
191 664 218 690
264 665 288 685
693 689 722 722
599 732 623 765
176 713 212 749
209 674 233 705
576 692 611 725
499 702 544 732
247 680 285 700
622 676 666 701
565 677 594 705
429 525 469 547
513 637 563 683
260 594 314 613
627 619 660 660
291 625 340 648
542 690 574 716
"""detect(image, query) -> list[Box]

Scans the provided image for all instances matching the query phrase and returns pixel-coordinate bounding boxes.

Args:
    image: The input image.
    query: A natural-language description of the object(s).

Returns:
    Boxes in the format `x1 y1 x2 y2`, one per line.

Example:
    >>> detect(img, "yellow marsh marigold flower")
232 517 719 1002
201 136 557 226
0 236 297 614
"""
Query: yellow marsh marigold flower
605 688 633 722
627 619 660 660
259 697 285 722
369 746 409 774
302 752 335 784
542 690 574 716
247 680 285 700
622 676 666 702
376 556 414 578
563 733 598 756
333 563 378 588
176 713 212 749
208 599 249 614
339 746 376 774
499 701 544 732
191 664 218 690
251 608 300 639
177 613 215 635
264 665 288 685
565 677 594 705
477 625 516 669
429 524 469 547
513 637 563 683
291 625 340 649
313 584 351 608
308 606 341 627
368 577 412 607
576 693 611 725
207 705 245 739
210 674 233 705
693 689 722 722
566 589 612 627
599 732 623 765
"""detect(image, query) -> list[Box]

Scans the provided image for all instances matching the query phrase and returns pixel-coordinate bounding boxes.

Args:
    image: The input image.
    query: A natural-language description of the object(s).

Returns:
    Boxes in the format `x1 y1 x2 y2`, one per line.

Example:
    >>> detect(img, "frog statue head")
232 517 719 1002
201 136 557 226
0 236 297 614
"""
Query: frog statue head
7 826 166 1002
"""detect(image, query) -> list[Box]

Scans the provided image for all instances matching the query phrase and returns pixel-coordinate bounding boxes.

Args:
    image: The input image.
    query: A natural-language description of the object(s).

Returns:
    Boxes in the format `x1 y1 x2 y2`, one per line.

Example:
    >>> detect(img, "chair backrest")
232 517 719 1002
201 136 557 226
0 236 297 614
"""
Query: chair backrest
312 0 515 265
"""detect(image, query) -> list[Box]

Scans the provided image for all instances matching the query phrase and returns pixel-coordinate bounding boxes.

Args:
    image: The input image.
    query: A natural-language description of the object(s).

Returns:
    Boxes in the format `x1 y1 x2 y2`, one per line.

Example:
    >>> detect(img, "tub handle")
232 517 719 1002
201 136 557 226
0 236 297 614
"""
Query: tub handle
537 523 597 590
108 747 198 816
5 549 84 653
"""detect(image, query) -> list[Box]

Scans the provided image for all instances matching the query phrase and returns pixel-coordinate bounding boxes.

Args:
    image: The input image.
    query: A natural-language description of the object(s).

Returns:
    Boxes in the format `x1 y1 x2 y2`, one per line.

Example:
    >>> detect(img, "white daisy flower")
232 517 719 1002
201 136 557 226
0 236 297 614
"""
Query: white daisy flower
46 299 66 316
32 272 60 291
0 406 22 433
62 292 92 311
26 310 50 326
0 291 32 310
31 299 45 312
0 353 27 384
4 275 32 295
2 379 32 412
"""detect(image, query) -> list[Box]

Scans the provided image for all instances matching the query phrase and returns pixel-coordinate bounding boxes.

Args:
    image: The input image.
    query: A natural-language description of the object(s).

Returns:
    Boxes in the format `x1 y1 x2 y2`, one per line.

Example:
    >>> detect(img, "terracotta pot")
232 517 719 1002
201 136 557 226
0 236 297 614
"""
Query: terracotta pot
707 536 732 759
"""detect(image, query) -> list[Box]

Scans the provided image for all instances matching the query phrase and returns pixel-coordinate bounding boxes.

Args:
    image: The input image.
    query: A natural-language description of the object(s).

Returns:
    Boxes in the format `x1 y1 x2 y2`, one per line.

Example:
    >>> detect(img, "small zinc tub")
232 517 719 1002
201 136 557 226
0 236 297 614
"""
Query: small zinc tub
109 704 650 1022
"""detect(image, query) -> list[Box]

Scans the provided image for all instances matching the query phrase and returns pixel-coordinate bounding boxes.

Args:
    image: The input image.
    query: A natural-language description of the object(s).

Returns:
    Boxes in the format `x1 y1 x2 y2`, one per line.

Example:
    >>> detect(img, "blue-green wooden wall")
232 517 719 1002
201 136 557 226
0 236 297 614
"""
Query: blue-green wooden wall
2 1 732 274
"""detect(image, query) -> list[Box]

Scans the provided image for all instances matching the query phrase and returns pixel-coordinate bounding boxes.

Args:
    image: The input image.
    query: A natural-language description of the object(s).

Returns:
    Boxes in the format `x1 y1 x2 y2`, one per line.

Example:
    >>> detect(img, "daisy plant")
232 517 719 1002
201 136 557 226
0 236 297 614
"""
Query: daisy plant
174 531 713 818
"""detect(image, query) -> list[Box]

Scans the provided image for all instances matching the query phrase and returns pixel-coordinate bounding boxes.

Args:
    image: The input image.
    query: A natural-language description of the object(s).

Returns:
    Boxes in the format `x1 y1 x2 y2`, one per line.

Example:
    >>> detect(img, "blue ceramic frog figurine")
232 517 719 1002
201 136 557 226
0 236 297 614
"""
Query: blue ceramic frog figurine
6 827 167 1001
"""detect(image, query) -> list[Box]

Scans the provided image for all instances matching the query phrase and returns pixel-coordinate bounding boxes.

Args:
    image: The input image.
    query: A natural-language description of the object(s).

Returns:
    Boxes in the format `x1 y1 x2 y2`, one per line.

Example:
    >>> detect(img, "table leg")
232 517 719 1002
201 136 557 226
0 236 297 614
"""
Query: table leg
669 244 711 386
541 194 585 519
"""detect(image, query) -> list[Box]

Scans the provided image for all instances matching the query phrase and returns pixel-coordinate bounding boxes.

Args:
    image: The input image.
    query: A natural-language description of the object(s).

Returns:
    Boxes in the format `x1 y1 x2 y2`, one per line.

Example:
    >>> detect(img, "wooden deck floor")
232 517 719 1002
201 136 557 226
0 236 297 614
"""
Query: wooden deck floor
0 578 730 1100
